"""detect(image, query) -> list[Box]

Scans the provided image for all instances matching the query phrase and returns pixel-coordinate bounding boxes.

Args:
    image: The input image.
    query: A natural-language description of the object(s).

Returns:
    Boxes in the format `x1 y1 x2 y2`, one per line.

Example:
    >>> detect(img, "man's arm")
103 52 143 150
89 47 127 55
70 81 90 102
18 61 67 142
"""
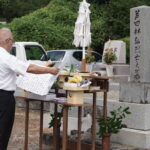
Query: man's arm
27 64 59 75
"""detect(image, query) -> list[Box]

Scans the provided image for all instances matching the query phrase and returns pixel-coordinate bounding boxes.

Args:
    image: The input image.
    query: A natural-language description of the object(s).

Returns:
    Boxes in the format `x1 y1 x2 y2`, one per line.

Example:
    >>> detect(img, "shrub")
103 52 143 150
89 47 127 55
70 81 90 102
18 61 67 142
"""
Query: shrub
97 106 131 137
7 0 79 50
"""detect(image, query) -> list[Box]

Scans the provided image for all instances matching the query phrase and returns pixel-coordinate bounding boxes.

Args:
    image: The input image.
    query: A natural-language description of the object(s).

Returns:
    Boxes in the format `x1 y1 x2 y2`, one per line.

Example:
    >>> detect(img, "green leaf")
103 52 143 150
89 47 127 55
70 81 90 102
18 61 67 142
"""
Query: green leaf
97 106 131 136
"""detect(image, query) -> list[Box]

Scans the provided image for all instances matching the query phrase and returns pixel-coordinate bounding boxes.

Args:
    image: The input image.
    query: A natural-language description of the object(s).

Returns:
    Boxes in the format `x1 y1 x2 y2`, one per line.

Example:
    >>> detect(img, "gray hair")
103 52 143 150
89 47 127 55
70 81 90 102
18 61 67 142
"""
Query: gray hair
0 27 11 32
0 27 12 43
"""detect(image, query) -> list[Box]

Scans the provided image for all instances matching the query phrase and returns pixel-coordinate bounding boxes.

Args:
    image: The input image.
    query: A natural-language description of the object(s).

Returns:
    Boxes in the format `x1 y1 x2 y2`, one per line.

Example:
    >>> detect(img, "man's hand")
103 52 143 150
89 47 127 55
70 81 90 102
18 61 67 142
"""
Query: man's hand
44 61 54 67
50 67 60 75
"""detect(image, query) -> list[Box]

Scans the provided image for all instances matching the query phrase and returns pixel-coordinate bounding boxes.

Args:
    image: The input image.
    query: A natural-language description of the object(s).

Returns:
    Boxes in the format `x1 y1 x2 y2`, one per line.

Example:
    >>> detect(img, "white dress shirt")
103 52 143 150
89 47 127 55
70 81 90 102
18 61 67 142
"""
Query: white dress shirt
0 47 30 91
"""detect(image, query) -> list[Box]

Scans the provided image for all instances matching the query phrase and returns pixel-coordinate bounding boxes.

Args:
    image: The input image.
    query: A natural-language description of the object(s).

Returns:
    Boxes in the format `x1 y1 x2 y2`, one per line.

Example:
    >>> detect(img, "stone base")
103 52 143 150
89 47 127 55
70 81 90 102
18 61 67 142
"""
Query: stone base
93 64 129 83
120 82 150 103
107 101 150 130
112 75 129 83
102 100 150 148
111 128 150 149
93 99 150 130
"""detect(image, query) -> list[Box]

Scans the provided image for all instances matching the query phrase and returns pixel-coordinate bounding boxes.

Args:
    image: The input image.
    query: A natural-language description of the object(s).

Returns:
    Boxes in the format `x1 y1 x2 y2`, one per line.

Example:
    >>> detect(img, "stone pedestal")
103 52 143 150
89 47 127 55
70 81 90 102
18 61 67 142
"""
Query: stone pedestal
111 128 150 149
109 81 150 148
97 99 150 148
120 82 150 104
110 104 150 149
107 101 150 131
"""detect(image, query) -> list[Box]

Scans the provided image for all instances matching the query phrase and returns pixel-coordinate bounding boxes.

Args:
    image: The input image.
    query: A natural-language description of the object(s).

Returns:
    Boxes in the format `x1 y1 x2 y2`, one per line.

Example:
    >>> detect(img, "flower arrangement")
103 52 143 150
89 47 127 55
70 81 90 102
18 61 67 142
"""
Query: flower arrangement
103 40 117 65
85 47 95 63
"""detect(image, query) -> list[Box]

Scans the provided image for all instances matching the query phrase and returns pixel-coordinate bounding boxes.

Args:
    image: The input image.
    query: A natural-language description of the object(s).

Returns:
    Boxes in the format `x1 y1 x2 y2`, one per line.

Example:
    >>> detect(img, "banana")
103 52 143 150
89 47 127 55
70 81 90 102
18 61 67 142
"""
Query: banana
74 75 82 82
68 78 78 83
68 75 83 83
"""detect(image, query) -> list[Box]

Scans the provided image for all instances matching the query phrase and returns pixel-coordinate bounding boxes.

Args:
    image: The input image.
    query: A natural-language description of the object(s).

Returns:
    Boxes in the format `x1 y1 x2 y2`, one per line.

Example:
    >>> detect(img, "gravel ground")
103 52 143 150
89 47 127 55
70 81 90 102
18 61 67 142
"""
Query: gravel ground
8 108 40 150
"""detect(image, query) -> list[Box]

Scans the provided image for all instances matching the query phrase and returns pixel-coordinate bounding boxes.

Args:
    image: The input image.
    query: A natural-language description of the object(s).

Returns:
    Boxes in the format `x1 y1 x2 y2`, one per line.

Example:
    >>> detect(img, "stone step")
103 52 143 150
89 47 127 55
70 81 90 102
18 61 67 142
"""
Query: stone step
109 82 120 91
113 64 129 75
112 75 129 83
96 64 130 76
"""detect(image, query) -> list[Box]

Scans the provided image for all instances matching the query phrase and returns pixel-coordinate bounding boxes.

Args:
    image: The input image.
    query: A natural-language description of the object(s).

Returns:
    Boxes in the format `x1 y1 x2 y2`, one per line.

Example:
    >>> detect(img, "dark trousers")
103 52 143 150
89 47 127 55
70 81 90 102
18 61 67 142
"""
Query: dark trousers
0 90 15 150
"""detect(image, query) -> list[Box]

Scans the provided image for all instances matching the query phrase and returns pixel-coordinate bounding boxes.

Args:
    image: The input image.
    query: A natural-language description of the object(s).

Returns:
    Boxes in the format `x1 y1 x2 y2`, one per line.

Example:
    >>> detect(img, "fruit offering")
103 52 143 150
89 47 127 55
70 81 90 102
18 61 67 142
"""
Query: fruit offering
68 74 83 83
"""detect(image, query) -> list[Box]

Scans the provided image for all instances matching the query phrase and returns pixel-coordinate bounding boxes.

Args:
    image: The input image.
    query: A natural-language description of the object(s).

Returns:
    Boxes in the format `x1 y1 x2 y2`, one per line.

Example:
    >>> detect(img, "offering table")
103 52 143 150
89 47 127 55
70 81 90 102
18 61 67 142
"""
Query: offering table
15 75 113 150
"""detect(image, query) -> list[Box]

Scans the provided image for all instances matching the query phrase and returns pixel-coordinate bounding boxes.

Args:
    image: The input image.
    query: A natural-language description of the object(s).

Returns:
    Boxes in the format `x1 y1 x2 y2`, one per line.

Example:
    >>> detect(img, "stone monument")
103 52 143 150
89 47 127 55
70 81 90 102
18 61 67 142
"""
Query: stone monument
103 40 126 64
108 6 150 148
99 40 129 82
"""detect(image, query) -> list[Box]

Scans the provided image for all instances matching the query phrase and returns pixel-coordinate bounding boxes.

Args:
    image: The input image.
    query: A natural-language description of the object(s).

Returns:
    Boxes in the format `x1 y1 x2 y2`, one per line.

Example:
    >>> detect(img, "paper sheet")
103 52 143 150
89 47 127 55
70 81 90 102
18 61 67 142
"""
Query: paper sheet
16 59 67 96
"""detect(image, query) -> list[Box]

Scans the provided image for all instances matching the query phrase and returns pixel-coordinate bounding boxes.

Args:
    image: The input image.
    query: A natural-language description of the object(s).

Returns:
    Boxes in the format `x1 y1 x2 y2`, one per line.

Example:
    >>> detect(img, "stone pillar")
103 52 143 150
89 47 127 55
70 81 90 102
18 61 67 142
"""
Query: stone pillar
130 6 150 83
109 6 150 149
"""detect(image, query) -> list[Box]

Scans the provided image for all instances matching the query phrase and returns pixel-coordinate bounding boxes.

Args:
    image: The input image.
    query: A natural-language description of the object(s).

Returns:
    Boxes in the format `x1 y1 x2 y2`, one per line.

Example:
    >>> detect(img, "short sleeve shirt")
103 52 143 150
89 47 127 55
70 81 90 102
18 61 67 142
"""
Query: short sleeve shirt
0 47 30 91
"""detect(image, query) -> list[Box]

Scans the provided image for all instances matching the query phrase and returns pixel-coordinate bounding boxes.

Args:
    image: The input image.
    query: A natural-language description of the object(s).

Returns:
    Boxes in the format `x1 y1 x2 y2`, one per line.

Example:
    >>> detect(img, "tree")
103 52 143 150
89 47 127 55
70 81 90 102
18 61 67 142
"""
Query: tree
0 0 51 22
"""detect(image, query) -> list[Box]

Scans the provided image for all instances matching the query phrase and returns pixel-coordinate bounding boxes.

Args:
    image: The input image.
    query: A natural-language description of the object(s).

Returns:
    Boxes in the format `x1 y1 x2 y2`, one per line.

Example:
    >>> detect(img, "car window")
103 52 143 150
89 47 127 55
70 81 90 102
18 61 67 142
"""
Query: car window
92 52 102 62
10 46 16 56
25 45 46 60
73 51 102 62
73 51 82 61
46 51 66 61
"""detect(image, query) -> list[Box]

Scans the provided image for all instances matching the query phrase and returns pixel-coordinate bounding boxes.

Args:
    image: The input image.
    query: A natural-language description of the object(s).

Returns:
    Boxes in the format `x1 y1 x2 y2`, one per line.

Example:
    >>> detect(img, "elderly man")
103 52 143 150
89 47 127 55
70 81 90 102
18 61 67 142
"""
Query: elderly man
0 28 59 149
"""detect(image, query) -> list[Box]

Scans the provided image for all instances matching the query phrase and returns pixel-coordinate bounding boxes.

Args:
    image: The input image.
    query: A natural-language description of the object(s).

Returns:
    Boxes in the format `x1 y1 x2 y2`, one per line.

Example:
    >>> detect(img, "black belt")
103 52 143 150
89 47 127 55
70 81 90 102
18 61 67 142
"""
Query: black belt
0 89 14 94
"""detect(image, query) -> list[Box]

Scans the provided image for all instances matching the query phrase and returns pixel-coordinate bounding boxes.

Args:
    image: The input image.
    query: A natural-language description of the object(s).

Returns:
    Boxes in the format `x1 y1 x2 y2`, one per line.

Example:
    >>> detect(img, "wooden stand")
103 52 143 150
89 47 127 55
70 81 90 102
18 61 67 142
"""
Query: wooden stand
15 75 111 150
82 59 86 72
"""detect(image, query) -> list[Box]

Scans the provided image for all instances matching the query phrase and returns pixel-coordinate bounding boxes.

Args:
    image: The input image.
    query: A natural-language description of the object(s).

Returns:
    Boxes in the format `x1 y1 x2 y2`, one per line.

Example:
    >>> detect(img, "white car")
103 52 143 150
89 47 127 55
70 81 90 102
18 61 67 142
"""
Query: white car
41 49 102 71
11 42 48 65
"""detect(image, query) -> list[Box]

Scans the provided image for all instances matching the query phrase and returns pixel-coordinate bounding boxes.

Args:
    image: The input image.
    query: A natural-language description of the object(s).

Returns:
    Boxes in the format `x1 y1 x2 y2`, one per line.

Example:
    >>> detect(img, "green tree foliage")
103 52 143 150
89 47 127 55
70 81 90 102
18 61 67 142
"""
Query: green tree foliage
100 0 150 39
97 106 131 137
101 0 150 62
3 0 150 55
0 0 50 22
92 0 150 53
7 0 80 50
88 0 110 5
